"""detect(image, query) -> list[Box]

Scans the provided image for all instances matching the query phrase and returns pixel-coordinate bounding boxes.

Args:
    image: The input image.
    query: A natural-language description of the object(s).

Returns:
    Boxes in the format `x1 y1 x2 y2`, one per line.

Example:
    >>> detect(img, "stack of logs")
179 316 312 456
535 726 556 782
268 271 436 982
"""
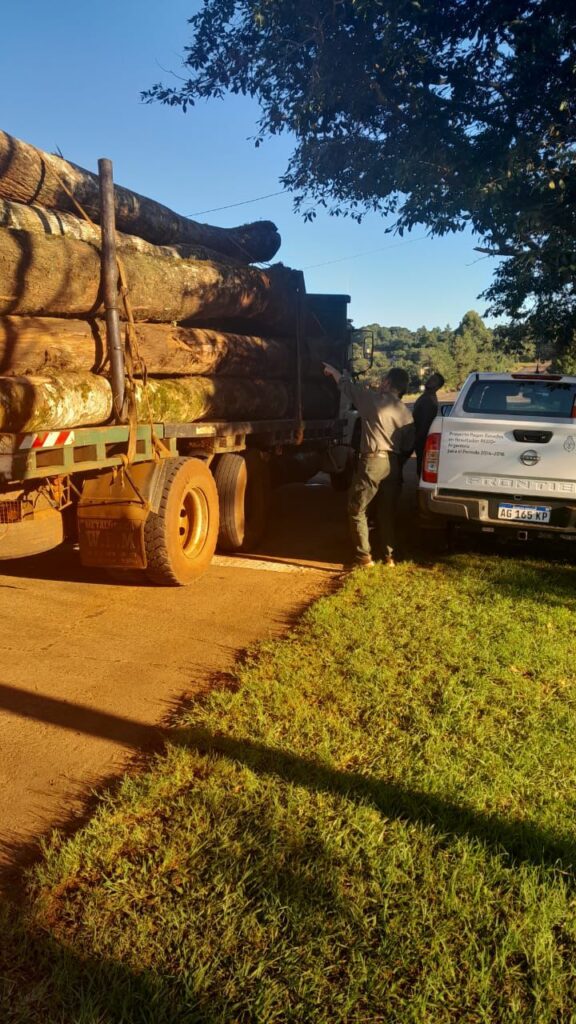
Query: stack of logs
0 130 336 432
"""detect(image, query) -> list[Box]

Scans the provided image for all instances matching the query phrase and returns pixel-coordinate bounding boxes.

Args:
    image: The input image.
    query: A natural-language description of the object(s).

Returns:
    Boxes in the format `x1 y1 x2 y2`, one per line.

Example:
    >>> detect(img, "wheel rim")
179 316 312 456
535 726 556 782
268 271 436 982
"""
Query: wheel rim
178 486 209 558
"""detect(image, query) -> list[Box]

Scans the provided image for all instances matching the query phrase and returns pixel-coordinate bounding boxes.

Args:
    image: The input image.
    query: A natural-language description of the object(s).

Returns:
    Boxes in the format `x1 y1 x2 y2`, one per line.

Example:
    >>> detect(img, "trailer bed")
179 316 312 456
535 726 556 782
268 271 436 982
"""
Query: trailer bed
0 418 346 483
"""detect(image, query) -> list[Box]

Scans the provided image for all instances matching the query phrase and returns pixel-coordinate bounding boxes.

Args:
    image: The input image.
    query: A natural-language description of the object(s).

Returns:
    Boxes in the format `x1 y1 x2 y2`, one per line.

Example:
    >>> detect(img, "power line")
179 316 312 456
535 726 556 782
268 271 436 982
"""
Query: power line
303 235 428 269
187 191 429 267
188 190 287 216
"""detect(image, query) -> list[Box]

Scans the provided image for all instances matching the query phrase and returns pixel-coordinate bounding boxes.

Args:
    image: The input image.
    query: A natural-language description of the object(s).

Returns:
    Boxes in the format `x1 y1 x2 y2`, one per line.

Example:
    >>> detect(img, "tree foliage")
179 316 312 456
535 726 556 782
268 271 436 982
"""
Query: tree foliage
354 311 525 391
145 1 576 359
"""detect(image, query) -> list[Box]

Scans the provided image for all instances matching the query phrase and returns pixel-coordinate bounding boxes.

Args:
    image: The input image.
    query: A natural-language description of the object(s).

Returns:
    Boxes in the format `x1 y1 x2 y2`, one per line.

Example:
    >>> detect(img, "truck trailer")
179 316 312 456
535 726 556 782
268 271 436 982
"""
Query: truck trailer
0 135 358 583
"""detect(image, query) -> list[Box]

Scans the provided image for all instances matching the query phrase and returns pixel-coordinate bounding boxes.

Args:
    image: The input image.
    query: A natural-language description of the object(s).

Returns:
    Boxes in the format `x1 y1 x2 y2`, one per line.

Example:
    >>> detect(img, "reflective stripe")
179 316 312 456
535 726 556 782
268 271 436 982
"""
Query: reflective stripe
18 429 75 450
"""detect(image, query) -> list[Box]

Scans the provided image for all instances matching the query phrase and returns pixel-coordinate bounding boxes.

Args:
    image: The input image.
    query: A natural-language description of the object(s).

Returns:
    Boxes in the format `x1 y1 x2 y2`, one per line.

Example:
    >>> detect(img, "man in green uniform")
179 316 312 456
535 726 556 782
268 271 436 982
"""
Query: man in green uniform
323 363 415 567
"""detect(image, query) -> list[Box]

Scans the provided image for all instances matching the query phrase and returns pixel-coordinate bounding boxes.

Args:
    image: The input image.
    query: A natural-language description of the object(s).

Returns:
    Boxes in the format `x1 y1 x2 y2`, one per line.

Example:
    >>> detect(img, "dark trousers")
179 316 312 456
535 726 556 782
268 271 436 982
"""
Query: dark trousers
347 453 401 561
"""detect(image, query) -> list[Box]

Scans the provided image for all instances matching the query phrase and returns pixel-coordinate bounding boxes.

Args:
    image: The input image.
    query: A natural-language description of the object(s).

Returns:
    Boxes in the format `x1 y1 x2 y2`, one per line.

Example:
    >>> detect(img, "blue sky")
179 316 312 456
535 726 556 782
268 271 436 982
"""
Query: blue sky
1 0 499 331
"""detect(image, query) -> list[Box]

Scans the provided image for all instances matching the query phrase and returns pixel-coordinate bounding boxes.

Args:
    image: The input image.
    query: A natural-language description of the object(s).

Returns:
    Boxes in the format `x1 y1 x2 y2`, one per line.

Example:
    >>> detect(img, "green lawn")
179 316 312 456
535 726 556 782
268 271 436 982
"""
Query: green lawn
2 553 576 1023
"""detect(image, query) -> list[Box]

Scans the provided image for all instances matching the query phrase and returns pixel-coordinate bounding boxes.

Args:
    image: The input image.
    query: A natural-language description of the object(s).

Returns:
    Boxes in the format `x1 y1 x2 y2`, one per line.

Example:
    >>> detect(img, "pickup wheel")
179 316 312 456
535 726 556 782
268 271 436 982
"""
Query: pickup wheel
144 458 219 585
214 451 270 552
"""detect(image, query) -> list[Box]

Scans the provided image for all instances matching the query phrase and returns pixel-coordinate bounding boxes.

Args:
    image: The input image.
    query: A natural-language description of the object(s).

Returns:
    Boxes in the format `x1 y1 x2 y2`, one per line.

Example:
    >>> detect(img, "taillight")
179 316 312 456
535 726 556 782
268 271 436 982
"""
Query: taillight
422 432 441 482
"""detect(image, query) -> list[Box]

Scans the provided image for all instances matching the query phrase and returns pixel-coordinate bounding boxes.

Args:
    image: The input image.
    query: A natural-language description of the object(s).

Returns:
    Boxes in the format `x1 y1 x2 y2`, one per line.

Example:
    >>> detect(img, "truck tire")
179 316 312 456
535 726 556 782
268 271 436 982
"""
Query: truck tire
143 458 219 585
214 450 270 552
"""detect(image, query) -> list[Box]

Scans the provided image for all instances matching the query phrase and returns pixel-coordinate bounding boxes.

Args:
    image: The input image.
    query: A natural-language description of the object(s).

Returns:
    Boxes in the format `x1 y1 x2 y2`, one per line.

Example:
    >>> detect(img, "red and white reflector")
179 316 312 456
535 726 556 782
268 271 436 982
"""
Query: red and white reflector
422 432 441 483
18 430 75 450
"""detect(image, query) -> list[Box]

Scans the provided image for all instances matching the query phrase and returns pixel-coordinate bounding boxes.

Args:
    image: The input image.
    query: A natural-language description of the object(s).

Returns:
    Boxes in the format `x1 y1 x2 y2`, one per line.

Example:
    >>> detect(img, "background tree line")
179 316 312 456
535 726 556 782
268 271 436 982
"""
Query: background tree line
353 311 540 392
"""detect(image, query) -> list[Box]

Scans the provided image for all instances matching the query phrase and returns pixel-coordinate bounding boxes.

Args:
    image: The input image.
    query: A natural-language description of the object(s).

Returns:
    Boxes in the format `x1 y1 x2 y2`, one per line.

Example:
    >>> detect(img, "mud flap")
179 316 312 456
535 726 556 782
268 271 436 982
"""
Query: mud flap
77 460 174 569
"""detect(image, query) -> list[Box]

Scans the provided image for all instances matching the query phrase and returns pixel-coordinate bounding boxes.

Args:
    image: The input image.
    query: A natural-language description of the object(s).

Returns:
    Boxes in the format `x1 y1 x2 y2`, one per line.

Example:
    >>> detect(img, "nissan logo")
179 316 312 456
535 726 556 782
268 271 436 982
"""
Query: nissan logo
520 449 540 466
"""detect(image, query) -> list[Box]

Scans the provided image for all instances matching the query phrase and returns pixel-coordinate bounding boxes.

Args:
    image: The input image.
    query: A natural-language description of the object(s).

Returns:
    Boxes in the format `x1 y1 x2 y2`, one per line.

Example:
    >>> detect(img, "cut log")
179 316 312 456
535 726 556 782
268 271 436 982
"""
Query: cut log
0 130 281 262
0 373 290 431
0 317 294 377
0 372 337 432
0 227 300 327
0 196 238 264
0 372 112 431
140 377 291 425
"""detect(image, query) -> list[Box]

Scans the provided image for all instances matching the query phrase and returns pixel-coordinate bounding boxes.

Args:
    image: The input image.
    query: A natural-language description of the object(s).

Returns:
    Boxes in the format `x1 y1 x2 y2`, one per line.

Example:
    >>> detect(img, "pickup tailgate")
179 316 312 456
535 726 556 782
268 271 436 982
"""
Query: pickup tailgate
438 416 576 498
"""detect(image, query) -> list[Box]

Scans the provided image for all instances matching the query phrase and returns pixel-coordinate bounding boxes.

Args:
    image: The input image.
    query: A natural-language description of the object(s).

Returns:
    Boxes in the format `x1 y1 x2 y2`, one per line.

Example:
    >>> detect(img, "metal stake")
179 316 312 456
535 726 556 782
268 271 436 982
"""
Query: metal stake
98 158 126 421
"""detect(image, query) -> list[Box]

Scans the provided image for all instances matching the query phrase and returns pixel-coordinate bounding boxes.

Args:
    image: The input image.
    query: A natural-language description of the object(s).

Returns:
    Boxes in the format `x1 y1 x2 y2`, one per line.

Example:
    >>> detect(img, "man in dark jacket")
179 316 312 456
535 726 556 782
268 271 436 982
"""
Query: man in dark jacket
323 364 415 567
413 372 445 477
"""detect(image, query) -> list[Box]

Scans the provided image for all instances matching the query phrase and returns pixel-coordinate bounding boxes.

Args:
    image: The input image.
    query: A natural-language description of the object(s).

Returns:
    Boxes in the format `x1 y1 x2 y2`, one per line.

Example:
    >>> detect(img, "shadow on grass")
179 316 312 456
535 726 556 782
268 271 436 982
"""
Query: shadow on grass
2 717 576 1022
1 677 574 891
177 726 576 874
471 552 576 610
403 522 576 610
0 908 215 1024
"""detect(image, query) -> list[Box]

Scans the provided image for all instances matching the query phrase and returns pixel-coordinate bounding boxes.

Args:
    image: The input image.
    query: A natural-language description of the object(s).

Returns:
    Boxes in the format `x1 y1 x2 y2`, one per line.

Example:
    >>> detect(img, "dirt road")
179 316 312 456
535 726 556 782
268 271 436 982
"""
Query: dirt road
0 479 351 891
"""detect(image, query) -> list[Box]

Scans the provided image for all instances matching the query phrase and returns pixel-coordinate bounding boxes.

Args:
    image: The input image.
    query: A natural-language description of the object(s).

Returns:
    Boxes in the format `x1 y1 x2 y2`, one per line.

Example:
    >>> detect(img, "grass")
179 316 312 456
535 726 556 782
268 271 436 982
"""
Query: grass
2 552 576 1022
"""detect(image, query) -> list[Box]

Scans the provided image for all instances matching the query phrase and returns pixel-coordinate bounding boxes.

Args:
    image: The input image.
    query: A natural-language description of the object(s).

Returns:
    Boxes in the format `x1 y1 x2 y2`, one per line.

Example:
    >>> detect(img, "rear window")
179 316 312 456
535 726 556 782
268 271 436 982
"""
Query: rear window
463 380 576 418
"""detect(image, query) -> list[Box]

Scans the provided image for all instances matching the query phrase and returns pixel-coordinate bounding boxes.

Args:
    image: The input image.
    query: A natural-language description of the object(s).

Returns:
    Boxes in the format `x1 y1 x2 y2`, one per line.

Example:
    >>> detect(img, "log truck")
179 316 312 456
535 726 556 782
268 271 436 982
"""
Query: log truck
0 143 360 584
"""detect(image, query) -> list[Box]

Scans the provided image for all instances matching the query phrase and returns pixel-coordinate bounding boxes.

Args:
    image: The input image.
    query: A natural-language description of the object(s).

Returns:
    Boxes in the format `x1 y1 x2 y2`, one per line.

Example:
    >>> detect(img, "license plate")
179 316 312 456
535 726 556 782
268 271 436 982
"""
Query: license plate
497 503 551 523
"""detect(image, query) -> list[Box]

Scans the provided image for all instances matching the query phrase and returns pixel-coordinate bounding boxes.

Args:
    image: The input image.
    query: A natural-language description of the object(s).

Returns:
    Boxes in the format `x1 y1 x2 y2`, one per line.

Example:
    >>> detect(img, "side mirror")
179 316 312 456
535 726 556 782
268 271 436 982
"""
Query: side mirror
347 329 374 371
361 330 374 363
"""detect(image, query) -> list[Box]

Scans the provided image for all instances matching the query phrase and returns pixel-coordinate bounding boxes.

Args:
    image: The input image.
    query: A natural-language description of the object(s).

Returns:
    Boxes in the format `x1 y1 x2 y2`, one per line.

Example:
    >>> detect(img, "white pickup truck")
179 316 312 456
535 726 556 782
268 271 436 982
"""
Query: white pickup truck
418 372 576 540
